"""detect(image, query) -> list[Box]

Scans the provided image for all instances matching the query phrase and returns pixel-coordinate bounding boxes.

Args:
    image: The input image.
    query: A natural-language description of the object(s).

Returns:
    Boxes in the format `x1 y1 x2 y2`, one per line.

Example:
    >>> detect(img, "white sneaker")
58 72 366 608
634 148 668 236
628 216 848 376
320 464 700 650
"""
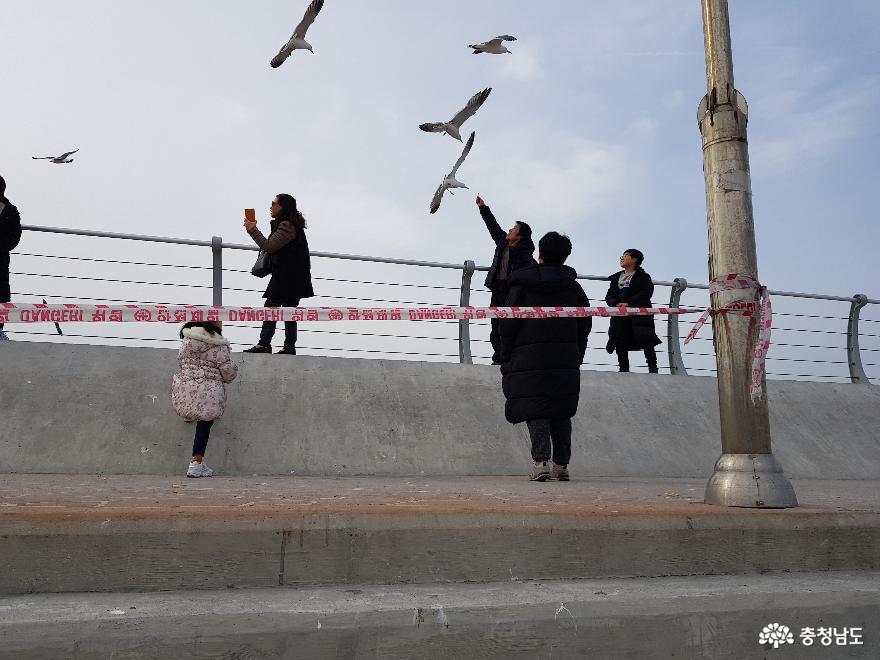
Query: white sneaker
187 461 214 478
0 330 9 341
529 461 551 481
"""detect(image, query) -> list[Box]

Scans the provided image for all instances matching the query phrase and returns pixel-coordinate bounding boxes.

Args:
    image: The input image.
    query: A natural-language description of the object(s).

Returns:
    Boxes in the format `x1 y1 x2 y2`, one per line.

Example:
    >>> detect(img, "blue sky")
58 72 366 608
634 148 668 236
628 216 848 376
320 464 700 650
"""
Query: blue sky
2 1 878 373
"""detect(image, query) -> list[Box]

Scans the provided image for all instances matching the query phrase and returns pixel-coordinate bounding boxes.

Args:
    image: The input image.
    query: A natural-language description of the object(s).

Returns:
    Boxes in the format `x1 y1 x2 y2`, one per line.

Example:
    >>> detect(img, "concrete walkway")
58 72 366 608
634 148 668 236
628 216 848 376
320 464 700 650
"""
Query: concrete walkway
2 474 880 520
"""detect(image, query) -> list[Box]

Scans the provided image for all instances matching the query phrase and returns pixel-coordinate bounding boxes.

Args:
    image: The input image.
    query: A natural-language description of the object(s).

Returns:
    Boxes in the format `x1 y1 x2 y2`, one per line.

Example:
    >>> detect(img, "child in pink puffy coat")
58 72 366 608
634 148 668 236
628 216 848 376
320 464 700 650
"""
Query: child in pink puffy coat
171 320 238 477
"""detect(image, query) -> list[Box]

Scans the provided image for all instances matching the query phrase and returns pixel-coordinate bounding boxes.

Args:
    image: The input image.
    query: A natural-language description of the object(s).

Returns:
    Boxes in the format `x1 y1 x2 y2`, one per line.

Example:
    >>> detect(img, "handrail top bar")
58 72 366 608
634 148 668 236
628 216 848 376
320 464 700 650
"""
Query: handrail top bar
562 279 863 302
22 224 212 248
20 224 875 303
765 289 867 303
220 240 466 270
659 277 861 302
22 225 467 271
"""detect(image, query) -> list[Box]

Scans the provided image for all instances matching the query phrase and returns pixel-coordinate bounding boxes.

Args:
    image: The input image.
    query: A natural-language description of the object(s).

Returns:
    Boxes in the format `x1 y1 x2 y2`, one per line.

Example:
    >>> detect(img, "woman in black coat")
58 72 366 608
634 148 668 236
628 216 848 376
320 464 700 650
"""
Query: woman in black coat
243 193 314 355
605 249 661 373
0 175 22 341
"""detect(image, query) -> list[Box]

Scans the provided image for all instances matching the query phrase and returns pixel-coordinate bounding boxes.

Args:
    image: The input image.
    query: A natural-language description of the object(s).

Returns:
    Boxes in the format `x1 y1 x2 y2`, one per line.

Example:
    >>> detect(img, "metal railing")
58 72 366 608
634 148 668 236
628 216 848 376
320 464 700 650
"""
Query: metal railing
10 224 878 384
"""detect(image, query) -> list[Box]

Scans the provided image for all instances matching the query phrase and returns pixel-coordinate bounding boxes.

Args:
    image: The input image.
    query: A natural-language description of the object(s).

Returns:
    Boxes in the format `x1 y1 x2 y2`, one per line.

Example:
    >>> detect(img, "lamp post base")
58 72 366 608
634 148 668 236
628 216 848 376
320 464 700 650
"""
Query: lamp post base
704 453 798 508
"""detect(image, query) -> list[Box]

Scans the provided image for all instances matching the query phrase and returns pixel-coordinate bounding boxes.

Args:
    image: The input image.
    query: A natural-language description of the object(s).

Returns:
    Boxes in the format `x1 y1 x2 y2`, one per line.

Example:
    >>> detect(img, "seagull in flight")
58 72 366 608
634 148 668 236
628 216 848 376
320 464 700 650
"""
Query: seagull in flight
430 131 476 215
32 149 79 164
468 35 517 54
419 88 491 142
270 0 325 68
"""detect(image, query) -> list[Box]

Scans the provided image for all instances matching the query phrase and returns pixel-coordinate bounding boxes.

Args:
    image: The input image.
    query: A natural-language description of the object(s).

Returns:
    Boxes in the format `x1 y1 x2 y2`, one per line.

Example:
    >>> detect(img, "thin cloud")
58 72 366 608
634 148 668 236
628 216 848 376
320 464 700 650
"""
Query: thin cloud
750 78 878 175
499 46 542 82
468 130 630 230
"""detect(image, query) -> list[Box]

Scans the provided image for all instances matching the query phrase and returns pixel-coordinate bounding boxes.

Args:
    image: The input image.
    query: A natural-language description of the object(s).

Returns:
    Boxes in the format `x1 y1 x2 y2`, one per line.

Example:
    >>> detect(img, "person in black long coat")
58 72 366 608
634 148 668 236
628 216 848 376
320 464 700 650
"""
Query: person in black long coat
475 195 536 364
605 249 661 373
243 193 314 354
0 175 22 341
500 232 591 482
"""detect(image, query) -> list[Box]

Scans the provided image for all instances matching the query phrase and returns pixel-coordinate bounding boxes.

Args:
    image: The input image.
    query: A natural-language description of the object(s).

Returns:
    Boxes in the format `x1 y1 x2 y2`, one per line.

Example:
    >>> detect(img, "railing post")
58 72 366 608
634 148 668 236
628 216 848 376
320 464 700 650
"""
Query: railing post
211 236 223 306
667 277 689 375
458 260 475 364
847 294 869 384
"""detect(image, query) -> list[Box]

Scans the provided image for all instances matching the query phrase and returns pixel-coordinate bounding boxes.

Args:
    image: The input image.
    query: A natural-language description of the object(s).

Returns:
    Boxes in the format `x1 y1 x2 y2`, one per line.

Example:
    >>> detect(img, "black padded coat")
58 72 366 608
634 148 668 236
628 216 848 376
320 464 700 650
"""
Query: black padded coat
499 264 591 424
0 197 22 303
604 268 662 353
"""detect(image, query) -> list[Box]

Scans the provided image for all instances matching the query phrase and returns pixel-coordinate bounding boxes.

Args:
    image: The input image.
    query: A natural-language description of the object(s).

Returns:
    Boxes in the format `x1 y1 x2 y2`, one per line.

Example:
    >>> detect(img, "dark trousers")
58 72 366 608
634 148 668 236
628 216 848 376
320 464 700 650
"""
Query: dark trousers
526 417 572 466
489 287 507 364
192 420 214 457
617 346 658 372
258 298 300 351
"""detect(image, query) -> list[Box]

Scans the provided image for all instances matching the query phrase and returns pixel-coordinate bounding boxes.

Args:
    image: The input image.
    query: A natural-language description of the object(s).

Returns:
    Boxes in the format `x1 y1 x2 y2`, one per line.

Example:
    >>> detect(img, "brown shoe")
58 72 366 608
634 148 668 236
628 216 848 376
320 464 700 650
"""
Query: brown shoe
551 464 570 481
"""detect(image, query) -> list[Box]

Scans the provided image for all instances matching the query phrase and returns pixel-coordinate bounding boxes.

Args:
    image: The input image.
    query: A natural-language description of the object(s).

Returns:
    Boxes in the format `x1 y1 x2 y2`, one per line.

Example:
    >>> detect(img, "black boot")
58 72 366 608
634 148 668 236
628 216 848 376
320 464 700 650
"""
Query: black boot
645 347 658 373
617 349 630 373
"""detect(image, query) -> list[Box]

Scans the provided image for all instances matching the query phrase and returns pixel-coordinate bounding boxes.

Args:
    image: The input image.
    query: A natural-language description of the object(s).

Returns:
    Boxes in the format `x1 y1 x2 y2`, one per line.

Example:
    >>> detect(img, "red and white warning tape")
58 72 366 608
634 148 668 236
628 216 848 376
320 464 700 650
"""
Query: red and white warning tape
683 273 771 403
1 272 772 403
0 302 705 324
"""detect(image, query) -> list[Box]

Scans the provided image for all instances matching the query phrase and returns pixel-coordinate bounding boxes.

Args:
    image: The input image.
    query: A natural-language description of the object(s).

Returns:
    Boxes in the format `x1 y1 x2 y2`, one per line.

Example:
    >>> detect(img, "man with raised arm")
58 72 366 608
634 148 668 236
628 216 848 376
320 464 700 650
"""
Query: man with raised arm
475 195 536 364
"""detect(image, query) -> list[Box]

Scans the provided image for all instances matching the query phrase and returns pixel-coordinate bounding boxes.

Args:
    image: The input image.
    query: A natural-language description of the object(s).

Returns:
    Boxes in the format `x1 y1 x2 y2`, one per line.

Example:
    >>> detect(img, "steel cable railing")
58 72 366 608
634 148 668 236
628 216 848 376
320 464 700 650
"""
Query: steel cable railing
6 224 877 382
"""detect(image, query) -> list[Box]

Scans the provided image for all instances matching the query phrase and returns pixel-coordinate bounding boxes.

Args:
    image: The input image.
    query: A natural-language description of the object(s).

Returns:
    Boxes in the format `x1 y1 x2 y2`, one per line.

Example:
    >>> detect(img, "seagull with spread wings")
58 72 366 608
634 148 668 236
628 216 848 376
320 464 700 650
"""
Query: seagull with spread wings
429 131 476 215
32 149 78 164
270 0 325 68
468 35 517 54
419 87 491 142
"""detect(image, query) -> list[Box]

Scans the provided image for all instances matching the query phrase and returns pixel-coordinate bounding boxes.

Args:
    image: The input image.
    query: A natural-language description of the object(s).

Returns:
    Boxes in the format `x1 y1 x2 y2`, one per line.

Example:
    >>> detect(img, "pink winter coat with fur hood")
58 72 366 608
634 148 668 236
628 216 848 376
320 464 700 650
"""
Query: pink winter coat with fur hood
171 326 239 421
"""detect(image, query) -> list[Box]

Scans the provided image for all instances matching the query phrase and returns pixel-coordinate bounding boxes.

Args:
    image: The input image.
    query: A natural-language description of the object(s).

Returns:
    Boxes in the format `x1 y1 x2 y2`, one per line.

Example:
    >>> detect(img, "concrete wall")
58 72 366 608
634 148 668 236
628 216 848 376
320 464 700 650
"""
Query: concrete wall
1 342 878 478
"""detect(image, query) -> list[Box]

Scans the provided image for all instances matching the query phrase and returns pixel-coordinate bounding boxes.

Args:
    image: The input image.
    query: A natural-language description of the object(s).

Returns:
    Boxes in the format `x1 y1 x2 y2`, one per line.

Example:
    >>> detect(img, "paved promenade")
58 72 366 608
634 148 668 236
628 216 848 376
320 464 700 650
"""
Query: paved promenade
2 474 879 520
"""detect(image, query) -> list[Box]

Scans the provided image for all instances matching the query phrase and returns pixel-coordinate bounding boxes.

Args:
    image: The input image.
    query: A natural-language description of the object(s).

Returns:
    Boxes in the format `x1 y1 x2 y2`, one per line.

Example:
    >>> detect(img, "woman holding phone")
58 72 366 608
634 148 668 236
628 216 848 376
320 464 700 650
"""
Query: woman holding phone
242 194 314 354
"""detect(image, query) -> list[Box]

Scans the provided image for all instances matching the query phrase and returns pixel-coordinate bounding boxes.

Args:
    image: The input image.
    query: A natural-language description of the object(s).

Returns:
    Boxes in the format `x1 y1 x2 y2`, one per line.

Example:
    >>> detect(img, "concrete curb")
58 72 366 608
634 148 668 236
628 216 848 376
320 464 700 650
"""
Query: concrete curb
2 573 878 659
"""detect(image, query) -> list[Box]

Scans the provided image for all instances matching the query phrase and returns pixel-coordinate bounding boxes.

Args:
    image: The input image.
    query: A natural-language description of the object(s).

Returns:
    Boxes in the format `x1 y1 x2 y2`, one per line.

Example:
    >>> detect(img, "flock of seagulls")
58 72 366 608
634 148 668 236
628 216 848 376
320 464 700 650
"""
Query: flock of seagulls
422 39 514 213
264 0 515 214
30 1 517 219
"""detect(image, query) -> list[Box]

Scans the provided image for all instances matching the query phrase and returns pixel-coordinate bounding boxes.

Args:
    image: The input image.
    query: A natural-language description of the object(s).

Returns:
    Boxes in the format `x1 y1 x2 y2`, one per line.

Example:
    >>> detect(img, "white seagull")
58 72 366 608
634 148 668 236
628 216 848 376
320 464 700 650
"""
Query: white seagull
419 87 491 142
32 149 79 164
430 131 476 215
270 0 325 68
468 35 517 54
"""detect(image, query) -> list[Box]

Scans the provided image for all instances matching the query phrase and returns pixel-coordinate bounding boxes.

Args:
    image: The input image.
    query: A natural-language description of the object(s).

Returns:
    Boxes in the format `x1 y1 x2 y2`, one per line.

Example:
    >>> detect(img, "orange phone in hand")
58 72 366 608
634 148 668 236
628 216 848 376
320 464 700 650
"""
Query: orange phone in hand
244 208 256 222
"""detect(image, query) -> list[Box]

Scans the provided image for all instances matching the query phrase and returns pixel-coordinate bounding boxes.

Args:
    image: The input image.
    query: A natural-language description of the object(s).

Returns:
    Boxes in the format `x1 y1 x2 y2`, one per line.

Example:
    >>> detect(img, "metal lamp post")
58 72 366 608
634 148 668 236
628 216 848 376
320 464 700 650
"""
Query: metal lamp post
698 0 797 507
